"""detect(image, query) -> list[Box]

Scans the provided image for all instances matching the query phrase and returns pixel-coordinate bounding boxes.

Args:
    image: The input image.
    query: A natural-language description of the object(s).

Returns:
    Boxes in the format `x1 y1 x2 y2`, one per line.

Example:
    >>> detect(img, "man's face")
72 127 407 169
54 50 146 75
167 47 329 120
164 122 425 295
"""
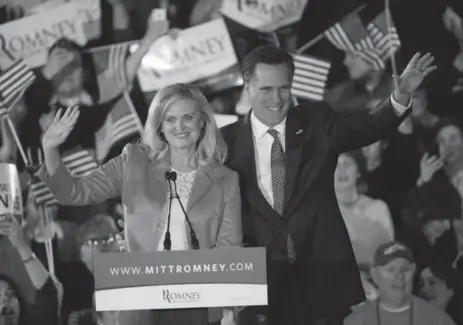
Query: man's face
436 125 463 165
80 230 119 274
48 48 83 97
245 63 293 127
0 281 20 325
372 258 415 303
410 90 428 118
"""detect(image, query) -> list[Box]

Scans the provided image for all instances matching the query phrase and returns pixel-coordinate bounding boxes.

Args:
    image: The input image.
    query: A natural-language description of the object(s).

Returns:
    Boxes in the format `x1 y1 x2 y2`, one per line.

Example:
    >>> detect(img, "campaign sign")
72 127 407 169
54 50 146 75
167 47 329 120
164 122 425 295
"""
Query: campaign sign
133 18 238 92
0 0 101 68
94 247 267 311
0 163 23 225
221 0 308 32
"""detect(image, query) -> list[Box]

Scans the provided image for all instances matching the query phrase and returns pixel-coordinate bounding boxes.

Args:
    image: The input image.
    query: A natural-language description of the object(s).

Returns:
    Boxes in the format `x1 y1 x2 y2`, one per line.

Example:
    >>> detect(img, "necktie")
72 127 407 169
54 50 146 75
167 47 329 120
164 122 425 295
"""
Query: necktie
268 129 296 263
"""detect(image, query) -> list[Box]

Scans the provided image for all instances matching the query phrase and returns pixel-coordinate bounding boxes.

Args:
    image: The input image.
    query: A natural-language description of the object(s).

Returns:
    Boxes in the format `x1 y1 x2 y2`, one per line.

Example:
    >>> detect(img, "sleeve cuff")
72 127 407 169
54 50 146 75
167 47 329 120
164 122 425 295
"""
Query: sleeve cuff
390 93 411 115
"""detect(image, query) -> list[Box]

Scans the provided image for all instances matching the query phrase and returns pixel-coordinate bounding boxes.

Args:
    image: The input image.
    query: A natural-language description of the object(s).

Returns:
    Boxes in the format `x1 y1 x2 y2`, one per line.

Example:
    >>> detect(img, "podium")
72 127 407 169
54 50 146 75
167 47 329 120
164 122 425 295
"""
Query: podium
94 247 267 311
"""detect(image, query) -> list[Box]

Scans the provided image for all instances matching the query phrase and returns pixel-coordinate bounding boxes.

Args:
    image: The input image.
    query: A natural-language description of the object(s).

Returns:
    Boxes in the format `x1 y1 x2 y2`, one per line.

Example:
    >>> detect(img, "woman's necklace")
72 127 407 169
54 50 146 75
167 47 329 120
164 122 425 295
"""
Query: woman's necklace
376 300 414 325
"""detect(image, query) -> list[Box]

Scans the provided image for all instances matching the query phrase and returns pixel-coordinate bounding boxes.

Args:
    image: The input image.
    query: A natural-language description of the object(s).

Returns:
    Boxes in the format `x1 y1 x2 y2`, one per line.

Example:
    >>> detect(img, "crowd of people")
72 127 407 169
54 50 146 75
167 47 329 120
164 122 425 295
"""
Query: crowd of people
0 0 463 325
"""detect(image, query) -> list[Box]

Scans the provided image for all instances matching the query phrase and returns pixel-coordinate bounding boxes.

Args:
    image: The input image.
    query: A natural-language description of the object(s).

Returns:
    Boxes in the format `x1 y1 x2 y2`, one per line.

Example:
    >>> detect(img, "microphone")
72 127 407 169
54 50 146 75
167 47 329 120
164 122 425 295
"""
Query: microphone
163 171 175 251
170 171 200 250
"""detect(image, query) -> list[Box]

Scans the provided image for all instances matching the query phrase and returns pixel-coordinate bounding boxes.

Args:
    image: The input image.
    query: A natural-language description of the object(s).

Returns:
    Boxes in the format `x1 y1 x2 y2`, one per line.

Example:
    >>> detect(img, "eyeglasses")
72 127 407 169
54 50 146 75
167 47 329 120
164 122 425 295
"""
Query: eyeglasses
82 233 125 251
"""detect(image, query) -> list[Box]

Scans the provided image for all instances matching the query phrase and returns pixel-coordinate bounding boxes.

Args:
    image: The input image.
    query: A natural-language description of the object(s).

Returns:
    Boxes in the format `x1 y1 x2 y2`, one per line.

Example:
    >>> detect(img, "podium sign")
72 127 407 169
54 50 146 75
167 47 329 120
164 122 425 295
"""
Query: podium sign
0 163 23 225
94 247 267 311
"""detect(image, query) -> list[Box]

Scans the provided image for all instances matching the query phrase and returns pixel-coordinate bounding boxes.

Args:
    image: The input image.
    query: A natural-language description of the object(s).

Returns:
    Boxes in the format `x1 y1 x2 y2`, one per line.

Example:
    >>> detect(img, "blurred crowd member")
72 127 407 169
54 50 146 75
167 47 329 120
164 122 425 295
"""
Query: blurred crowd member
419 265 463 324
401 180 462 272
335 152 395 301
325 51 394 113
410 89 440 129
344 241 456 325
391 0 463 109
22 191 61 272
359 120 421 227
0 119 17 163
335 152 394 267
58 214 120 325
417 119 463 205
0 216 60 325
19 15 169 157
189 0 222 26
125 0 196 38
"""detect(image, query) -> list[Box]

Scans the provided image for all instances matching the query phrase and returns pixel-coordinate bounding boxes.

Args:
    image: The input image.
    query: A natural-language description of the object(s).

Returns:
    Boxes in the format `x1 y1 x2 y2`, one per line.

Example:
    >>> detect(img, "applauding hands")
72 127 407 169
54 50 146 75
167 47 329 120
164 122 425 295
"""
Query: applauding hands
41 106 79 150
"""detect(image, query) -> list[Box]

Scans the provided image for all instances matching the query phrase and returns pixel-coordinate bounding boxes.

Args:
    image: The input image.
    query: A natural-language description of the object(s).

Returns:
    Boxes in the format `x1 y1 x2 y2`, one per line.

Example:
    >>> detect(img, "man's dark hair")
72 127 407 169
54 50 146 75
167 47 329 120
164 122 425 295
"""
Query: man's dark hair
241 45 295 84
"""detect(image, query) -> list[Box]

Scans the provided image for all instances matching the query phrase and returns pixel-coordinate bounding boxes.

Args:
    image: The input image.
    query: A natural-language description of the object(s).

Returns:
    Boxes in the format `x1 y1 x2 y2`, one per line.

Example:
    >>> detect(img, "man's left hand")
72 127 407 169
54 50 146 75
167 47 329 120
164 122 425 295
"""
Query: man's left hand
395 52 437 95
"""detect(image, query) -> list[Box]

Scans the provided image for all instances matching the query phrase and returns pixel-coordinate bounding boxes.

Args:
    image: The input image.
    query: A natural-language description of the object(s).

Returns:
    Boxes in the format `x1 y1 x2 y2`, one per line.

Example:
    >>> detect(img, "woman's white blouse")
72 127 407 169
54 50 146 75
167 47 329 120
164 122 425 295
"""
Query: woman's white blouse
157 169 196 251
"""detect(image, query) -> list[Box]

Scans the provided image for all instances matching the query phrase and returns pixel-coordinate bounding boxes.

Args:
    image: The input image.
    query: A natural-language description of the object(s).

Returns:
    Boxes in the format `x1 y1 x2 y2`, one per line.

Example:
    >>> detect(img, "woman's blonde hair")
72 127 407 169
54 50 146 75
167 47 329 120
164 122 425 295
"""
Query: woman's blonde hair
142 83 227 165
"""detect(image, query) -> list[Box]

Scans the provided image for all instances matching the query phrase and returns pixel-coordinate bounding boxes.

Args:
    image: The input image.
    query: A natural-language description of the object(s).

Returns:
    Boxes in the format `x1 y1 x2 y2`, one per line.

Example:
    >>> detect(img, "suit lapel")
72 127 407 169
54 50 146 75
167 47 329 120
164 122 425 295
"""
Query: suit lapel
187 166 213 212
284 109 304 211
233 113 280 219
150 160 169 207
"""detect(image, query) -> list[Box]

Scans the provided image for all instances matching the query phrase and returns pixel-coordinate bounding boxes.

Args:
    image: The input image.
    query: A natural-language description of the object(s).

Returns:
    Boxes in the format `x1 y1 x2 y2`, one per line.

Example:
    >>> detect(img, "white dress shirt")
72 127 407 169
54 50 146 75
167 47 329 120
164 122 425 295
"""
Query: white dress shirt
250 94 410 208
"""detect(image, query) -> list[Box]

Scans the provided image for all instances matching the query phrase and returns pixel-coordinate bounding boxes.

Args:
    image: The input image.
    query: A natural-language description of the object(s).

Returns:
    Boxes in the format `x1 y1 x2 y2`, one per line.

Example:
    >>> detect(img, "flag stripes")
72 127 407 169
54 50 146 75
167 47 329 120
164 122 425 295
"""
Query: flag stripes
105 43 130 89
112 114 141 144
30 150 98 206
0 60 35 115
366 11 401 59
291 54 331 101
91 42 142 161
324 13 375 53
324 10 401 70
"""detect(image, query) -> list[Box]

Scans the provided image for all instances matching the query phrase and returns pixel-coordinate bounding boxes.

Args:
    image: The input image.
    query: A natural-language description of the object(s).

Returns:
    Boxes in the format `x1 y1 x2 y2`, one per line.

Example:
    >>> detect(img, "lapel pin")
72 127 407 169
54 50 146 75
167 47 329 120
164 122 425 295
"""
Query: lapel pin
296 129 303 135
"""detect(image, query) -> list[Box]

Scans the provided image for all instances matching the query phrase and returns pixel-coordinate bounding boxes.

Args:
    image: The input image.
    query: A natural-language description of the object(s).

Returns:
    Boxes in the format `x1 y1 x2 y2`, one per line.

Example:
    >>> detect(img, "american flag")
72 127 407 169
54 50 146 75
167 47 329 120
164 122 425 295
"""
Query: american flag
291 53 331 101
324 11 385 70
105 43 130 89
92 42 131 89
0 59 35 117
95 98 142 161
30 149 98 207
366 10 401 63
92 43 142 161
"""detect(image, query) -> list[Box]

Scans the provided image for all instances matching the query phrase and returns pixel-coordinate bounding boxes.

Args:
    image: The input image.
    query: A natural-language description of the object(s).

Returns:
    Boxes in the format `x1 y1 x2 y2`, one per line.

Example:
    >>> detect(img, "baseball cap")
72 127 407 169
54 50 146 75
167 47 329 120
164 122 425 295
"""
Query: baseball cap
373 241 415 266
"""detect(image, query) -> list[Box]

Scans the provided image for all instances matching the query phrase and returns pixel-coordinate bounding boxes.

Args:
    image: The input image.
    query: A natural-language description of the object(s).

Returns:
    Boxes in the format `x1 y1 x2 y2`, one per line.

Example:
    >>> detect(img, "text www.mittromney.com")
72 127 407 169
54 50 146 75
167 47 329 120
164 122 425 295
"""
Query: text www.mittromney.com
109 262 254 276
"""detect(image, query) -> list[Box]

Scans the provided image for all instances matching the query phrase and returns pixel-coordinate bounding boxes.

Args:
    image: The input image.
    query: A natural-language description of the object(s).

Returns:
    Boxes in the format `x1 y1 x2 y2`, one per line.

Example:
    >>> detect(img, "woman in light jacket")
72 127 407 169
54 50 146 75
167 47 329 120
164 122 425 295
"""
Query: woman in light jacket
38 83 242 325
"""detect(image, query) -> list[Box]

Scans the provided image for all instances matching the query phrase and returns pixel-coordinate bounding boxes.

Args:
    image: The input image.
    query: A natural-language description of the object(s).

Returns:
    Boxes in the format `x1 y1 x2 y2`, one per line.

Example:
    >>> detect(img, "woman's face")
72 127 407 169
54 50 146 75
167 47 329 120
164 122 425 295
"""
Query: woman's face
419 268 454 310
335 154 358 190
0 281 20 325
161 99 203 151
436 125 463 165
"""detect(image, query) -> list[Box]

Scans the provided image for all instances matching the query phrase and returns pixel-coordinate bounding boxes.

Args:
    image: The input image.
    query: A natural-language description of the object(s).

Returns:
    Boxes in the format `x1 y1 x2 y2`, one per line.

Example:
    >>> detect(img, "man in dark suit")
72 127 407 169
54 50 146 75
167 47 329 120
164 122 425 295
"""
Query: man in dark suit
221 45 436 325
